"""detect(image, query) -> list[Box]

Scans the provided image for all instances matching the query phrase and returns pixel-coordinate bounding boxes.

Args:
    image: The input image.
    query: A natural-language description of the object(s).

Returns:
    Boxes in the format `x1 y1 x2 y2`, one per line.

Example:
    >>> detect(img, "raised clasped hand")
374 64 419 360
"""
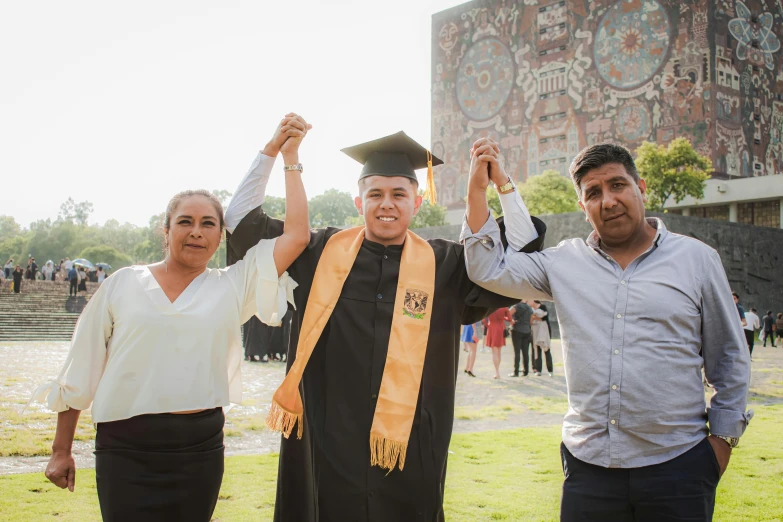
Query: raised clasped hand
266 113 313 157
469 137 506 190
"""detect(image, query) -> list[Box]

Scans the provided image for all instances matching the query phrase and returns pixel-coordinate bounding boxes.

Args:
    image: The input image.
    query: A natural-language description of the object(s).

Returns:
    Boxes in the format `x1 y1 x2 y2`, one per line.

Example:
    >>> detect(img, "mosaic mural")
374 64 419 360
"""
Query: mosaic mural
431 0 783 209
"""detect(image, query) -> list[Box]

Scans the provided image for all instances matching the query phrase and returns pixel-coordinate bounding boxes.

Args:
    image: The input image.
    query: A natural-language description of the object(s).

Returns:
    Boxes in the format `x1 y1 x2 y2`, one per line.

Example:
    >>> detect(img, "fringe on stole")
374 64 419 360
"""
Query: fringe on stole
266 401 303 439
370 433 408 472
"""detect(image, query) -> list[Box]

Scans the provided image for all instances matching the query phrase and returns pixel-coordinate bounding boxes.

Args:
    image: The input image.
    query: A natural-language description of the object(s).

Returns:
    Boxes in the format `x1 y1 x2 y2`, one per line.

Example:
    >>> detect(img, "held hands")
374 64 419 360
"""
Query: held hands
45 450 76 492
263 113 313 159
468 137 507 191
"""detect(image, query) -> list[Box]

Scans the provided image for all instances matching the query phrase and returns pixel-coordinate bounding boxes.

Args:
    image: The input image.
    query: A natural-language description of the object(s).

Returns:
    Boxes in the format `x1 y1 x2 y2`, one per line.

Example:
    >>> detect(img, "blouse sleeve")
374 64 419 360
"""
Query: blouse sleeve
28 277 114 413
227 237 298 326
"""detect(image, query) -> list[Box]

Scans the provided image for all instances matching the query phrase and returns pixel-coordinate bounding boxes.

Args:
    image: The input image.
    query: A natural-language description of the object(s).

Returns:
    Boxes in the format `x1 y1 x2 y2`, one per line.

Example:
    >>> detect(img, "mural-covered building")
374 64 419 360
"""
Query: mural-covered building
431 0 783 228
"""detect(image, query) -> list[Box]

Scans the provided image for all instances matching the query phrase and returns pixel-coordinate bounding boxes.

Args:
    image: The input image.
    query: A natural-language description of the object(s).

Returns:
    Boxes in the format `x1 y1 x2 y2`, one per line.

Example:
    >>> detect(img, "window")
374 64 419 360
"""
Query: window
540 138 549 144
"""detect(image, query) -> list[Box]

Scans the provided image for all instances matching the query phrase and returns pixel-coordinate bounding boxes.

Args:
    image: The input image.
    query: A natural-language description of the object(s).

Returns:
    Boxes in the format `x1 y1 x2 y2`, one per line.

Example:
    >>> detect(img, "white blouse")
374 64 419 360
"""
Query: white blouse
30 239 297 423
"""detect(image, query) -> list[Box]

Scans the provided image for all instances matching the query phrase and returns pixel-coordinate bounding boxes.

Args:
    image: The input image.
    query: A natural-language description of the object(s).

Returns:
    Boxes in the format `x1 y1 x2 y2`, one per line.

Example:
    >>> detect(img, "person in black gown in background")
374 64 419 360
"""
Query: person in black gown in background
226 132 546 522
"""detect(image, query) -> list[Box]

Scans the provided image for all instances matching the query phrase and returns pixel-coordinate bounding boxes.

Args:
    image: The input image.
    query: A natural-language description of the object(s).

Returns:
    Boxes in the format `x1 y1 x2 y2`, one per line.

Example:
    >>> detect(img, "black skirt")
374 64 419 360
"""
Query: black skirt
95 408 225 522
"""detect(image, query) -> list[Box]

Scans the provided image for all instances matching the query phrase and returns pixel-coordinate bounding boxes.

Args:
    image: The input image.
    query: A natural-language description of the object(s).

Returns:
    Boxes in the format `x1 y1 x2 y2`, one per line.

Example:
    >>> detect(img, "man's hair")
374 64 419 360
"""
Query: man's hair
751 308 757 313
569 143 639 195
358 176 418 194
732 292 739 299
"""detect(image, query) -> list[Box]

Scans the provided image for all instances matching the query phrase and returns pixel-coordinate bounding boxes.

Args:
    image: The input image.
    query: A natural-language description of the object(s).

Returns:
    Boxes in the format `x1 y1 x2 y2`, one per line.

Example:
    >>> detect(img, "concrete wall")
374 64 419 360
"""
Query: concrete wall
416 213 783 337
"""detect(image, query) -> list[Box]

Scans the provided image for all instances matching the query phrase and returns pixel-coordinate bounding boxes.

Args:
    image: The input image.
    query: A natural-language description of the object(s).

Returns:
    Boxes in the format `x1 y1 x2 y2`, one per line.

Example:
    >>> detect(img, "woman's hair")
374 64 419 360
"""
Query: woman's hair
163 190 225 232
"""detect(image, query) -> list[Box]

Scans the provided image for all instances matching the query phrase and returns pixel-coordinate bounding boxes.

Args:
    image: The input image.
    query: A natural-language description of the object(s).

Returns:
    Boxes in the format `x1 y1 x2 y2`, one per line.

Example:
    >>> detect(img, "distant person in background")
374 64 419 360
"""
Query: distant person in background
12 266 23 293
30 258 38 281
461 322 479 377
531 300 553 377
483 307 513 379
63 257 73 273
97 267 106 284
762 311 776 347
733 292 747 328
743 308 760 359
77 267 88 295
776 314 783 345
509 300 534 377
67 266 79 296
4 259 13 278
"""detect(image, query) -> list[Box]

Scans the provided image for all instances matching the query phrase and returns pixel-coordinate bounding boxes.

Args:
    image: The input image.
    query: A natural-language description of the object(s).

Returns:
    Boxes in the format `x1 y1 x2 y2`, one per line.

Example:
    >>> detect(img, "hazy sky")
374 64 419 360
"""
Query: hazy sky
1 0 460 228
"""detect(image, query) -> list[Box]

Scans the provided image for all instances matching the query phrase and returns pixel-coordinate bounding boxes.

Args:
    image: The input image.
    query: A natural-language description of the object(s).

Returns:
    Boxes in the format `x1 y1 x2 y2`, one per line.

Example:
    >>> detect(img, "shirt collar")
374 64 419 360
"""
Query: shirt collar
587 217 668 251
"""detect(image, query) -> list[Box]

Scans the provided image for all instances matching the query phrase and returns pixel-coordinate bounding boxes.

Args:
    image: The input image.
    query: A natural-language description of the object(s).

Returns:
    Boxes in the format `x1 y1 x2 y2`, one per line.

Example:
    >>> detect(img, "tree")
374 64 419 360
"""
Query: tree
635 138 712 211
262 196 287 219
79 245 134 271
212 189 232 206
487 170 578 217
518 170 579 215
0 215 21 243
58 198 94 225
410 199 447 229
309 189 356 228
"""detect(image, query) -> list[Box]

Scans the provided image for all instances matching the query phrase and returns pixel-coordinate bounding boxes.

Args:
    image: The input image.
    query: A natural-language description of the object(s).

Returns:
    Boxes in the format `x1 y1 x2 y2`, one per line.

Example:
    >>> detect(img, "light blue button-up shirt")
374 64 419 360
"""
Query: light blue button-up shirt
461 206 752 468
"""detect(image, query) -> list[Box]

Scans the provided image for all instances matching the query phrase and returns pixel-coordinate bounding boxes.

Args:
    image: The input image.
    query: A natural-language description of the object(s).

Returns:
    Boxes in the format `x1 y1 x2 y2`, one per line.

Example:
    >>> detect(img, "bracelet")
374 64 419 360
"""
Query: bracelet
283 164 303 172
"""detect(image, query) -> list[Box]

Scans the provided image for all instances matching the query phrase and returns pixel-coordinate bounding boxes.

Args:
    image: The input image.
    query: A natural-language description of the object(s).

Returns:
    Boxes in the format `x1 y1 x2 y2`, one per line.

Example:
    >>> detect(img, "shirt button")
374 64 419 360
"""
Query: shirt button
620 280 627 285
377 294 383 300
610 419 617 425
383 255 388 260
614 350 620 354
616 314 622 319
371 393 378 400
612 385 618 390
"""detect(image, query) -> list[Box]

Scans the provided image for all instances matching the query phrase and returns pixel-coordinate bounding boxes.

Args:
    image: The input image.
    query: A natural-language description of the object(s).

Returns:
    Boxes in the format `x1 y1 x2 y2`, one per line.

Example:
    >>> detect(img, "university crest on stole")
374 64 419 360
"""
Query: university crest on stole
403 289 429 320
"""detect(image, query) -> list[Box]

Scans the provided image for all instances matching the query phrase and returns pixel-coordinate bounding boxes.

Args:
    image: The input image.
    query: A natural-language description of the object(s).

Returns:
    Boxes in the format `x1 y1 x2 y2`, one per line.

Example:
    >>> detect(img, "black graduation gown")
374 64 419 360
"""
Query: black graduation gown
227 208 546 522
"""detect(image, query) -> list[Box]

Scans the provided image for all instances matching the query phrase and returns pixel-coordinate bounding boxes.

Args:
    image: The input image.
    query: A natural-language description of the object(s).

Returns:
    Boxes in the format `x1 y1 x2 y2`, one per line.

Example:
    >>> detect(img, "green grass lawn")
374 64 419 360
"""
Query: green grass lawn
2 405 781 521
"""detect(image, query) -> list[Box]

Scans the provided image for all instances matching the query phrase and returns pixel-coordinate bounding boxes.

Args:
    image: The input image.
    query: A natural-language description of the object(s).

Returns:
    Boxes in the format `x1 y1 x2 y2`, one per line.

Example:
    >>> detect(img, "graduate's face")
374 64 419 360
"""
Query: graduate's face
165 196 222 268
355 176 422 245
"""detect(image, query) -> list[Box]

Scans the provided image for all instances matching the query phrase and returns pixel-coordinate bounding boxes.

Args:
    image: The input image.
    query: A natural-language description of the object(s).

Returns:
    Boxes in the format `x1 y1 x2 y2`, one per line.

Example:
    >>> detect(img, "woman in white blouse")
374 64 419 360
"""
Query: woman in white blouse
32 114 312 522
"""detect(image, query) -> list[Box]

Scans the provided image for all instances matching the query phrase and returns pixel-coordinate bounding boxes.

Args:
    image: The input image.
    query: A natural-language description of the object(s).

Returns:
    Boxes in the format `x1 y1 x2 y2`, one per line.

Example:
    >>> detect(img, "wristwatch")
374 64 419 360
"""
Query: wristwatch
713 435 740 448
283 163 304 172
495 178 515 194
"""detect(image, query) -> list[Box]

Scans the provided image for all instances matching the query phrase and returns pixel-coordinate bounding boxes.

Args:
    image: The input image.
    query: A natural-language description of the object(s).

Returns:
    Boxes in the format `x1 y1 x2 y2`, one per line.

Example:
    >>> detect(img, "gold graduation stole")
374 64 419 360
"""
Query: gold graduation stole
266 226 436 471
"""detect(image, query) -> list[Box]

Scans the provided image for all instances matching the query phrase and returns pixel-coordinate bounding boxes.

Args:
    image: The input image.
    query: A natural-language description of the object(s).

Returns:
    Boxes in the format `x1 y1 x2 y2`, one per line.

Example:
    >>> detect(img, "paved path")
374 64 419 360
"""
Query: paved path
2 338 781 475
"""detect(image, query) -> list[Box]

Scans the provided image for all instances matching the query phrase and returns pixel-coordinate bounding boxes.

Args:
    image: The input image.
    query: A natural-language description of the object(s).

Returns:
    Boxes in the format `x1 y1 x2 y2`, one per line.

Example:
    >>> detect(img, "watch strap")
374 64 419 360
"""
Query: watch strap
283 163 304 172
495 178 515 194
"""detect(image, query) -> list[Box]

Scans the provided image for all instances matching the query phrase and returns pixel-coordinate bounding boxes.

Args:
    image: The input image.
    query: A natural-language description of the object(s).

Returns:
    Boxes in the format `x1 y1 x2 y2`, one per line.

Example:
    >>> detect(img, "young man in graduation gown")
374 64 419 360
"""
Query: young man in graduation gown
226 131 546 522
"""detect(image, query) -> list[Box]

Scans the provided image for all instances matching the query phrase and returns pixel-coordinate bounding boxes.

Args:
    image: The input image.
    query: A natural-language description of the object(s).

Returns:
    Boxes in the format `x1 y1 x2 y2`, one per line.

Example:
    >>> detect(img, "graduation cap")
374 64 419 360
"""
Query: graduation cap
341 131 443 203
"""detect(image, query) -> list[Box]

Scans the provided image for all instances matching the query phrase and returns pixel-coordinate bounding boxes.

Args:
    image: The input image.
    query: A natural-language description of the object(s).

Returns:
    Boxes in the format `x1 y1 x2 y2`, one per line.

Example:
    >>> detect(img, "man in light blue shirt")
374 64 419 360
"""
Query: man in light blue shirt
461 139 752 522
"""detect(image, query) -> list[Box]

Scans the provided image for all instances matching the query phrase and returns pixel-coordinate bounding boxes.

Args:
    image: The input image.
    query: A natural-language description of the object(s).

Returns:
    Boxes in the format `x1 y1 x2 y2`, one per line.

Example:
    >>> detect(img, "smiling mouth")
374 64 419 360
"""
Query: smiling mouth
604 213 625 222
185 244 207 249
377 217 397 222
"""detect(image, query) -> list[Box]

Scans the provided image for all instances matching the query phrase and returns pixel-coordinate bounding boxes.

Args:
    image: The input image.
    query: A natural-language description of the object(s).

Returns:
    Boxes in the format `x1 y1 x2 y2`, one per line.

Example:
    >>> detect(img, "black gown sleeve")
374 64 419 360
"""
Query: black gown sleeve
455 216 548 325
225 205 341 283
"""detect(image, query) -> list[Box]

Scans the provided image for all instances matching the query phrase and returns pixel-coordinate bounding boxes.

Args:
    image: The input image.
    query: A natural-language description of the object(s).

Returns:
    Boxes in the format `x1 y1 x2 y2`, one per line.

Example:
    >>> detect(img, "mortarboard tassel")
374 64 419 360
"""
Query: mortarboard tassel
423 150 437 205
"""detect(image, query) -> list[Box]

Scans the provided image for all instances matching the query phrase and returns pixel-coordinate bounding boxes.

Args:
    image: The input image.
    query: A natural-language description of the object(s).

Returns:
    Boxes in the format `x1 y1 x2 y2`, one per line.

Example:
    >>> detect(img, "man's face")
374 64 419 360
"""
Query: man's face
733 295 739 304
578 163 648 248
355 176 422 245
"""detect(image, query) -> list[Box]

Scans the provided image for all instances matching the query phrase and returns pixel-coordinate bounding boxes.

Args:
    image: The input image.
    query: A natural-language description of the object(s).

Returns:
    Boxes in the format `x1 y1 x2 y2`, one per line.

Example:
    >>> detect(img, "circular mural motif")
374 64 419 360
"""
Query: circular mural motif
616 100 651 142
456 38 514 121
594 0 671 90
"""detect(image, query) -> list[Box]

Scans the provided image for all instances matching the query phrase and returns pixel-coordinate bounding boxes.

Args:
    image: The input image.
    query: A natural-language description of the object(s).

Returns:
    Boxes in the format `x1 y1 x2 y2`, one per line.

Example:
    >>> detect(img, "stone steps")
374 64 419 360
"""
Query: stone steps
0 283 96 341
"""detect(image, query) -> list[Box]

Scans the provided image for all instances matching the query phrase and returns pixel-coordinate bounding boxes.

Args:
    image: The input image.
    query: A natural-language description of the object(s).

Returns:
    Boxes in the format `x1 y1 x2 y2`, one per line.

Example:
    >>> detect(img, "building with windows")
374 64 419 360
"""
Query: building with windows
431 0 783 228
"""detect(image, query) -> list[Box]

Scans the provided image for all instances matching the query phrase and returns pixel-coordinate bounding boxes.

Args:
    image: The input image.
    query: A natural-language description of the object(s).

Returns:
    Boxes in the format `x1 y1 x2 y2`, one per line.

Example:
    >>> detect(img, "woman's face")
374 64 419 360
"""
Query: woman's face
166 195 222 269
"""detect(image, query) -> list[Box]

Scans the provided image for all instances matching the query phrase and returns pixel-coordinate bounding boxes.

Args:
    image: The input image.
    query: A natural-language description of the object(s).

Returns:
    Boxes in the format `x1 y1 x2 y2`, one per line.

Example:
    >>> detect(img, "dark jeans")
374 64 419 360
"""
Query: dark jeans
744 329 755 356
560 438 720 522
533 346 553 373
511 331 532 375
69 280 78 296
763 330 776 347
